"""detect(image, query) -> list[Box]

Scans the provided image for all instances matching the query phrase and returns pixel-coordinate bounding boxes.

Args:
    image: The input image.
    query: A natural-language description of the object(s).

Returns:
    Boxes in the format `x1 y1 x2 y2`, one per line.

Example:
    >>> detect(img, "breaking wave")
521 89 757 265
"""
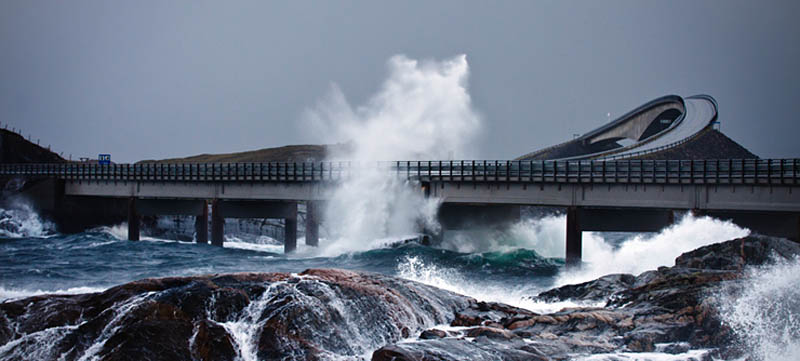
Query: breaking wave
0 203 55 238
718 257 800 361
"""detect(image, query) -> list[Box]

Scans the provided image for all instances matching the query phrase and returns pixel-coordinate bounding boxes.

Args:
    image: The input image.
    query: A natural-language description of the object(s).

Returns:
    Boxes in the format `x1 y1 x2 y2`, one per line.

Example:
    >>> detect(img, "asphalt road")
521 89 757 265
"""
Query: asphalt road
605 96 716 159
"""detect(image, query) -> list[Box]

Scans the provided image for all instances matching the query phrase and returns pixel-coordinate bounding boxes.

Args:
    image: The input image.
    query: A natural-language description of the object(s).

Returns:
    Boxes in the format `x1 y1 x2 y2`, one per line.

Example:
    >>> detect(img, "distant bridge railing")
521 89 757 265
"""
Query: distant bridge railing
0 159 798 185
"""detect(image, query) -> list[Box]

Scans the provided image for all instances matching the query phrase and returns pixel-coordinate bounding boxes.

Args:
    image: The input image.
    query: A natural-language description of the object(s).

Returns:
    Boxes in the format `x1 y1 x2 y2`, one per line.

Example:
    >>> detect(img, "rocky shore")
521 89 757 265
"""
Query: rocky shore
1 236 797 360
376 236 799 360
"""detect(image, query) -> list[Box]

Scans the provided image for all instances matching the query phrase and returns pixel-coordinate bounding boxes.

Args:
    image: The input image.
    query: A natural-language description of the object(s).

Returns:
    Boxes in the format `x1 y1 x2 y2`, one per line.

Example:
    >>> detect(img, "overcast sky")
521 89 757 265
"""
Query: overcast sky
1 1 798 162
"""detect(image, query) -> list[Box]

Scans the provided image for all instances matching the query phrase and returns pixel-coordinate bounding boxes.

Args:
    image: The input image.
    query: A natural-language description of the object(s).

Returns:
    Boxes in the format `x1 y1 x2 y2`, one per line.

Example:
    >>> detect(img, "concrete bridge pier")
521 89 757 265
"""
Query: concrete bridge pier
207 200 299 252
128 197 140 241
128 198 209 243
195 200 208 244
305 202 320 247
285 218 298 253
211 200 224 247
567 207 677 264
566 207 581 265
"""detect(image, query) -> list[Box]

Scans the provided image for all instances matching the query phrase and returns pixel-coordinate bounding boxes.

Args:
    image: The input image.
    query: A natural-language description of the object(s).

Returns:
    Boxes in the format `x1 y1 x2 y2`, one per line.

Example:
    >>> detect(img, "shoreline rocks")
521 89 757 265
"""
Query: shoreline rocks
372 236 799 360
0 270 471 360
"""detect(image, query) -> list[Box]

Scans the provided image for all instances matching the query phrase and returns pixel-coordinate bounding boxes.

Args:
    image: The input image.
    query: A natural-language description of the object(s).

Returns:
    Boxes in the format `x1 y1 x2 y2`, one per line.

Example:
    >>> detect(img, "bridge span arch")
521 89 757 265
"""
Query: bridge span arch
583 95 685 146
517 94 718 161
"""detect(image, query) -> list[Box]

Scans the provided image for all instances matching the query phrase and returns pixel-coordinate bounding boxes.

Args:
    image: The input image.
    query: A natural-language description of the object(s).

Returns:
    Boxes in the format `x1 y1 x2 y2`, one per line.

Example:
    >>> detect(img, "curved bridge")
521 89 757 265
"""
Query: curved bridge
517 94 717 161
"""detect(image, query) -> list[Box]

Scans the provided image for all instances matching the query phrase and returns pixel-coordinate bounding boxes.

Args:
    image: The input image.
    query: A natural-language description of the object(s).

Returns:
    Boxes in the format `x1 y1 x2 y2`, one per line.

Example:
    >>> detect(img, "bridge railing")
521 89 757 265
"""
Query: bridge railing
0 159 797 185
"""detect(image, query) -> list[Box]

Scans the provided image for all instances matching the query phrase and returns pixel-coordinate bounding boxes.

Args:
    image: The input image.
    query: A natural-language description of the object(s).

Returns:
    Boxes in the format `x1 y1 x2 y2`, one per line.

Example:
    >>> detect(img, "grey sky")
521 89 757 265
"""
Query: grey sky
1 1 798 163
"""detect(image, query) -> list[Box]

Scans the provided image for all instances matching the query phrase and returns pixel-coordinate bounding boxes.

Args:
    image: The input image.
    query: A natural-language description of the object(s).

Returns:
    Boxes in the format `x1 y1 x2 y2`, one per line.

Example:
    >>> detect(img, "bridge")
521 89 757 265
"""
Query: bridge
517 94 718 161
3 158 799 263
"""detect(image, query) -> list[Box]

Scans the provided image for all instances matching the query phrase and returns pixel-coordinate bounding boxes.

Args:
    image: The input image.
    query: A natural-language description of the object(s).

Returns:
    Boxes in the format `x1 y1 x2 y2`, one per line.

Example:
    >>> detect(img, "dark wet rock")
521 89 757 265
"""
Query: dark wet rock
0 270 471 361
191 320 237 361
675 234 800 270
465 326 518 340
662 342 691 354
372 236 800 360
419 328 447 339
535 273 635 302
372 338 552 361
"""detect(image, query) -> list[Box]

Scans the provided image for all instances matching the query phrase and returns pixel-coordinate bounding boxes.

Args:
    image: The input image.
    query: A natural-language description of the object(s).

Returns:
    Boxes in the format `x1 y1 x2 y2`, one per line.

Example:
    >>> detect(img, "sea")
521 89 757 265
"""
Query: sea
1 203 799 360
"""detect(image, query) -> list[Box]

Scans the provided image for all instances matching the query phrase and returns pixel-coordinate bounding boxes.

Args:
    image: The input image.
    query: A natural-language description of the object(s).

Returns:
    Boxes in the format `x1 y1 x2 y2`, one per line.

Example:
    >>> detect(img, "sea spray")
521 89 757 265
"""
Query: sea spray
0 203 54 238
556 214 749 286
0 286 106 302
396 254 601 314
396 213 749 313
718 257 800 361
304 54 481 256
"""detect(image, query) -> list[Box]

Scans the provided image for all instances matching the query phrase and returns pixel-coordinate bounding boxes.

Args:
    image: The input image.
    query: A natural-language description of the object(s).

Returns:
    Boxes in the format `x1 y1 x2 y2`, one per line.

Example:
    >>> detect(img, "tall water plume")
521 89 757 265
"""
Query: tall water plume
304 55 481 255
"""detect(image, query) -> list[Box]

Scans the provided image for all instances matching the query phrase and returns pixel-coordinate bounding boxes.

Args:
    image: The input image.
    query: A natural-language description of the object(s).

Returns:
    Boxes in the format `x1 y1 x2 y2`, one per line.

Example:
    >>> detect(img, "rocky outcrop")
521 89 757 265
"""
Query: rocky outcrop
634 129 758 160
372 236 799 360
138 143 353 164
535 273 635 302
0 269 471 361
0 129 64 164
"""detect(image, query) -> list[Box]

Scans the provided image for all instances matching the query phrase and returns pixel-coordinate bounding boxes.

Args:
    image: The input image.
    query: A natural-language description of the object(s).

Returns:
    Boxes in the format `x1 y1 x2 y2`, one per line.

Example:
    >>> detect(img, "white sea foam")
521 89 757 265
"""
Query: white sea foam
556 213 749 286
305 54 481 257
396 255 602 313
77 292 154 361
0 203 55 238
718 257 800 361
219 282 286 361
95 223 195 244
224 239 285 254
0 285 108 302
398 213 749 314
574 349 711 360
0 323 83 360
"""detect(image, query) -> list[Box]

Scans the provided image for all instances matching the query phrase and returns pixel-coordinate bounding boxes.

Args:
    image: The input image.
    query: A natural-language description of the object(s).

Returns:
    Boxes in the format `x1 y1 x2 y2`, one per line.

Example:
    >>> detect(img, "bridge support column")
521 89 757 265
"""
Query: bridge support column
566 207 581 265
128 197 140 241
211 200 224 247
195 200 208 244
305 202 319 247
285 217 297 253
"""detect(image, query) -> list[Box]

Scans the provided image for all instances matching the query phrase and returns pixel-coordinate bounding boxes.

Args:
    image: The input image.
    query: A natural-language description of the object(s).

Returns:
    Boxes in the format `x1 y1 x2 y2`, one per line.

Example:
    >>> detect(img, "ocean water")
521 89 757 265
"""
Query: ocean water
0 208 565 303
0 206 746 308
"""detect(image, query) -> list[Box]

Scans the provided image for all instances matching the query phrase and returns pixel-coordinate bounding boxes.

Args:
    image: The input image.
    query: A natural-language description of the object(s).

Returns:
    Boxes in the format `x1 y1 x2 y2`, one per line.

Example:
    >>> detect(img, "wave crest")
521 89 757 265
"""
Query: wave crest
0 203 55 238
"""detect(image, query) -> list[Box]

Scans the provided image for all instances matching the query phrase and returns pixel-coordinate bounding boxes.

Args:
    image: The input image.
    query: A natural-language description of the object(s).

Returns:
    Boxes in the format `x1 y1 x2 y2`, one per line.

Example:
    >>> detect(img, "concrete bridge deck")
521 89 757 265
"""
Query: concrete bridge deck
2 159 798 262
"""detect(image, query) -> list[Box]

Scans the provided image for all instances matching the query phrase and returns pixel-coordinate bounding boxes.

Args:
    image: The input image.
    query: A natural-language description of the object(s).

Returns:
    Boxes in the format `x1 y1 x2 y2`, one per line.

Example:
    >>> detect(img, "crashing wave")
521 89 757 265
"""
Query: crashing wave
0 203 55 238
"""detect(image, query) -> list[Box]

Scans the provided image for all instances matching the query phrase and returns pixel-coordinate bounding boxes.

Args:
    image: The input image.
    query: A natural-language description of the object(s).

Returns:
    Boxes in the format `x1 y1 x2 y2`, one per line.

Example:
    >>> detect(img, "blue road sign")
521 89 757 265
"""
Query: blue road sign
98 154 111 165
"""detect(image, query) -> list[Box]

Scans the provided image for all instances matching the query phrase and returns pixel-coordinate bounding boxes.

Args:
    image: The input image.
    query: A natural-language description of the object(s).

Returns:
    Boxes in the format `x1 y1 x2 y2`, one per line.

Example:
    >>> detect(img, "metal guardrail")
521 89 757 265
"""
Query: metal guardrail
597 126 704 161
0 159 798 185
